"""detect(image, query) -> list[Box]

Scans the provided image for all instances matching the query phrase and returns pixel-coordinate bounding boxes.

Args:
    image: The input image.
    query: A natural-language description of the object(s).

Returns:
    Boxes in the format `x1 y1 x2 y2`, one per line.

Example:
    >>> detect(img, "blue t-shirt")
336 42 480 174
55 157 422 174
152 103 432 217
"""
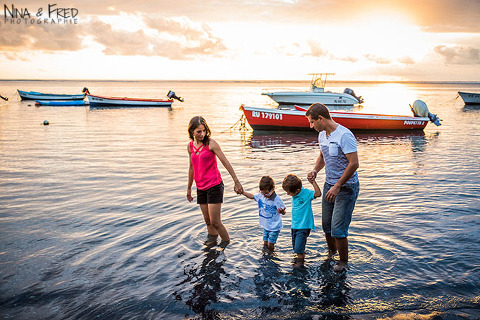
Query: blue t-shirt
253 193 285 231
291 187 315 230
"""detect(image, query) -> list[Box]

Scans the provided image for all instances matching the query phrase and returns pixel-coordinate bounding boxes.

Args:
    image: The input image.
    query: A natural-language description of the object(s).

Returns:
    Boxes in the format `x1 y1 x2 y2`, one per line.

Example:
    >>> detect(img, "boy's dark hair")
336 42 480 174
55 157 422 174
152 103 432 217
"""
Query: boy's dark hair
259 176 275 191
188 116 211 145
305 103 331 120
282 174 302 193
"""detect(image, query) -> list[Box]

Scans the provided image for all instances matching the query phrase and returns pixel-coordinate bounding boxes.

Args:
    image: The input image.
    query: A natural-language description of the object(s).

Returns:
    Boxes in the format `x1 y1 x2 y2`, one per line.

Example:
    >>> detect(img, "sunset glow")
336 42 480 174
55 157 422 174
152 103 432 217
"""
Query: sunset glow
0 1 479 80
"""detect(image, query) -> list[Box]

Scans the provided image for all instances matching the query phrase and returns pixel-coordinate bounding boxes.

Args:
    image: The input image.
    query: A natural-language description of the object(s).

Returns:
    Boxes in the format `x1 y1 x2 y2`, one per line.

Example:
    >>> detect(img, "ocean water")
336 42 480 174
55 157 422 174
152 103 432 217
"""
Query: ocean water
0 80 479 319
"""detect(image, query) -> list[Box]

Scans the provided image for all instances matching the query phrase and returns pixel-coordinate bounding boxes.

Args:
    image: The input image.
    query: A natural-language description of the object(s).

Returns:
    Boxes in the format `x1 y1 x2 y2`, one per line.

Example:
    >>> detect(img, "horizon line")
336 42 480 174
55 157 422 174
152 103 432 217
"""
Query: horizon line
1 79 479 84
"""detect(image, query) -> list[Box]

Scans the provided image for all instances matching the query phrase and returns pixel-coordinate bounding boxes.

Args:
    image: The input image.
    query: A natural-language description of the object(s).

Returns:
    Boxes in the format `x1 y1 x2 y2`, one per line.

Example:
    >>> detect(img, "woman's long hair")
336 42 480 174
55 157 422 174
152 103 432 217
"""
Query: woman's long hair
188 116 211 145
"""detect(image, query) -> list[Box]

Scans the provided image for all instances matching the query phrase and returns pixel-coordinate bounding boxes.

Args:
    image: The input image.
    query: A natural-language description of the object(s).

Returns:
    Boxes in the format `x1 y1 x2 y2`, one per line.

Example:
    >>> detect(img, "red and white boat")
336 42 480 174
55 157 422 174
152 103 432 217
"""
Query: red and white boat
87 94 173 107
240 105 436 131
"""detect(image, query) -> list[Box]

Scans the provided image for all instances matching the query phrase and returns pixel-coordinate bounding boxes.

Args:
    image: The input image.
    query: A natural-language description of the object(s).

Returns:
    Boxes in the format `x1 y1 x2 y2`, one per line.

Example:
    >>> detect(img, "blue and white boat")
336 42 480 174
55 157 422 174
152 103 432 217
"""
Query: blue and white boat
18 89 87 101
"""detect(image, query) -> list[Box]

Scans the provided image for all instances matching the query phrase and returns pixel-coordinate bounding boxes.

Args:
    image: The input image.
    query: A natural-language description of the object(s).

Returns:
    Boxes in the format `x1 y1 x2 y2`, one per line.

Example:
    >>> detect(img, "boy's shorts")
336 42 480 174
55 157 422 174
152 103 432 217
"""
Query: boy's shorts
197 181 224 204
322 182 359 238
263 229 280 244
291 229 311 254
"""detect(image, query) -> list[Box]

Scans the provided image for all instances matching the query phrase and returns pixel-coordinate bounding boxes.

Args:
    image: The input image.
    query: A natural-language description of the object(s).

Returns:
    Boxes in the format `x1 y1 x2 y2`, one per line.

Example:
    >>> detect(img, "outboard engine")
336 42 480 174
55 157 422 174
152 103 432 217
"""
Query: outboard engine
167 90 184 102
411 100 441 126
82 87 90 94
344 88 364 104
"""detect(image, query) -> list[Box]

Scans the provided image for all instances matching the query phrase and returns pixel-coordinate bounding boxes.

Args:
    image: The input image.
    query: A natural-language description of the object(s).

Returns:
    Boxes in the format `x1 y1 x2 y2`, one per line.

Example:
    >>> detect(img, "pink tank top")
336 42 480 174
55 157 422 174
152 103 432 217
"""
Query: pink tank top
190 141 222 190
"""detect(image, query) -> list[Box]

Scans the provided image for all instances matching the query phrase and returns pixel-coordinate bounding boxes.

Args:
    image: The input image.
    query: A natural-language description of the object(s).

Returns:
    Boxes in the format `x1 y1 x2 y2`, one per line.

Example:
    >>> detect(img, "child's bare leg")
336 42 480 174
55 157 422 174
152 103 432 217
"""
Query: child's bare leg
294 253 305 267
267 242 275 251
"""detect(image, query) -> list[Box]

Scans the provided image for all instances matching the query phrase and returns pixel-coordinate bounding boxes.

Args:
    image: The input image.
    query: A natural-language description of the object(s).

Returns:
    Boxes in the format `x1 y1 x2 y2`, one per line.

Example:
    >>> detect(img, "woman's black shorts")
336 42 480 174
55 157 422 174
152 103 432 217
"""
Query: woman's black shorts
197 181 224 204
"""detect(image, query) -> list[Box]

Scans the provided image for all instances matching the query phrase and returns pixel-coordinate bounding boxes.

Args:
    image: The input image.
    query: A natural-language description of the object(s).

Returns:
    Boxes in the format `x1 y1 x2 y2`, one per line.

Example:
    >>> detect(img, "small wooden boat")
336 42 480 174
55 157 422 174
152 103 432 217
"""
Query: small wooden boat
35 100 88 106
86 94 173 107
458 91 480 105
262 73 363 106
18 89 86 101
240 105 433 131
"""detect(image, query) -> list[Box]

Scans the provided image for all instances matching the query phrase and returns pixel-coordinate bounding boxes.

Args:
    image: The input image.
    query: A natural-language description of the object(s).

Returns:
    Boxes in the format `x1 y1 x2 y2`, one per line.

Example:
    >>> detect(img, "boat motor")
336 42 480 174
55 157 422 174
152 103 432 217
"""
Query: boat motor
167 90 184 102
411 100 441 126
82 87 90 94
344 88 364 104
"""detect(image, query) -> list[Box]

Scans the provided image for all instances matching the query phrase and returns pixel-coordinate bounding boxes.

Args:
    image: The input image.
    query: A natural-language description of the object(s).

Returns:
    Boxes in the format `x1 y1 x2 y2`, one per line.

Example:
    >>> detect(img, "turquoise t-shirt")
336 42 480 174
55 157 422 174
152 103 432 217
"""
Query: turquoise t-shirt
291 187 315 230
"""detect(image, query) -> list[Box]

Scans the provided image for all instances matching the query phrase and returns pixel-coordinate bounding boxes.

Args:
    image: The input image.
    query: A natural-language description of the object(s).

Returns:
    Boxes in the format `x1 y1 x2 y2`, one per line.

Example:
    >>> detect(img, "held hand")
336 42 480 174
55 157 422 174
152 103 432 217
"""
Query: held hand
325 185 340 203
234 181 243 195
278 207 286 215
307 170 317 182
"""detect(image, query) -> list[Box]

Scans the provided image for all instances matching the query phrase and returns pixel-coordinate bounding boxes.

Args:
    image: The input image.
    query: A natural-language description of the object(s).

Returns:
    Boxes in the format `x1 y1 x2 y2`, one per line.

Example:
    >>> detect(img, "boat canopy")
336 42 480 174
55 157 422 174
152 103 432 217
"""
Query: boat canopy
309 73 335 92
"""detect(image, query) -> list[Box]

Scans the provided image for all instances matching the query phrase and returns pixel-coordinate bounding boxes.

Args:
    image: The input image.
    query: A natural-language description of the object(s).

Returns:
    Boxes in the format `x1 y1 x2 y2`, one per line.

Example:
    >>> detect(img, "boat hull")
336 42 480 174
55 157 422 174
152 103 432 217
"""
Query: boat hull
262 92 360 106
87 94 173 107
18 90 85 101
35 100 87 106
240 105 429 131
458 91 480 105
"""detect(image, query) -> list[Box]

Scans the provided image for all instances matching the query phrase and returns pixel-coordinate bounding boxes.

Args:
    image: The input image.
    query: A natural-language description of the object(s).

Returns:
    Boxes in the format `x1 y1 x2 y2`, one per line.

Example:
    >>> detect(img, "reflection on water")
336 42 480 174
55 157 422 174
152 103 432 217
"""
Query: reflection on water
180 250 226 318
1 80 480 319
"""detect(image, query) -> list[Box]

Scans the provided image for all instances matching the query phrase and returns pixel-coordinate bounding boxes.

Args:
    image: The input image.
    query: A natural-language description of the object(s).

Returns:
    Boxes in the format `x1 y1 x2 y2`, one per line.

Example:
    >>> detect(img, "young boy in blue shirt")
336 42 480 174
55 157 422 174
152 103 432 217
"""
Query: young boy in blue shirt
242 176 286 252
282 174 321 267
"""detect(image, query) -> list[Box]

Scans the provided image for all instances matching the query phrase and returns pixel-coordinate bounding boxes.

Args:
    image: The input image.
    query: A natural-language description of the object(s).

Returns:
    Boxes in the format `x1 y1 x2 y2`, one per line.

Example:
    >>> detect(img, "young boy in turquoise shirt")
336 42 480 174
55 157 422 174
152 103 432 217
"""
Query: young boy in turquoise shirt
282 174 321 267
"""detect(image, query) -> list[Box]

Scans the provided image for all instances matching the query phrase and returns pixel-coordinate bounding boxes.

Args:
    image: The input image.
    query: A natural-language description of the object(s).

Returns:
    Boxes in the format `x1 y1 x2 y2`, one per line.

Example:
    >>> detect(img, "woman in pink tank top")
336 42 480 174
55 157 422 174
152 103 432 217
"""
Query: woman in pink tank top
187 116 243 250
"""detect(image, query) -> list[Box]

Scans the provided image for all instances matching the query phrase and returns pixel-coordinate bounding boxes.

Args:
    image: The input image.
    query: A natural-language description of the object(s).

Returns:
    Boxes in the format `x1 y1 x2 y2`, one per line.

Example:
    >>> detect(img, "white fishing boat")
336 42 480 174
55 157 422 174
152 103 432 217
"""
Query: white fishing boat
262 73 364 106
87 94 173 107
458 91 480 105
86 91 183 108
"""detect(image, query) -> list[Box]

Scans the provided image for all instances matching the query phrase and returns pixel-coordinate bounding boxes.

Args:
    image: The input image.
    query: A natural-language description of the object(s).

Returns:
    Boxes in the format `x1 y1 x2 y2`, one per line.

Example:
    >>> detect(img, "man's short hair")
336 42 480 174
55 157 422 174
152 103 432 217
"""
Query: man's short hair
306 103 331 120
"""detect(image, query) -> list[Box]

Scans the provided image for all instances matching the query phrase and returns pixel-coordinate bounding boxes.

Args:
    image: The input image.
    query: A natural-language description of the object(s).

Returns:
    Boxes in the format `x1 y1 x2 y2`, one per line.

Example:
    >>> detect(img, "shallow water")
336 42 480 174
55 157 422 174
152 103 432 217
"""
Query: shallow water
0 80 479 319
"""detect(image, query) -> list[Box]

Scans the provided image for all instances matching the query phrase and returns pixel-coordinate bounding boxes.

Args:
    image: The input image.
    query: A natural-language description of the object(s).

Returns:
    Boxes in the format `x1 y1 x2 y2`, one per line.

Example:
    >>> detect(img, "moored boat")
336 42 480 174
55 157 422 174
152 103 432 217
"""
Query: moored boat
458 91 480 105
18 89 87 101
87 94 173 107
262 73 363 107
240 104 438 131
35 100 88 106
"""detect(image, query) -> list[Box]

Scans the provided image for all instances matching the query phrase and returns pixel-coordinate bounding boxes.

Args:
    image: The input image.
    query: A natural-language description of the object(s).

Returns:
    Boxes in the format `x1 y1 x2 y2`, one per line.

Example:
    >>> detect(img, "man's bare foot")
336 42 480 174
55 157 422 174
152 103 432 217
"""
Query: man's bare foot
333 260 348 272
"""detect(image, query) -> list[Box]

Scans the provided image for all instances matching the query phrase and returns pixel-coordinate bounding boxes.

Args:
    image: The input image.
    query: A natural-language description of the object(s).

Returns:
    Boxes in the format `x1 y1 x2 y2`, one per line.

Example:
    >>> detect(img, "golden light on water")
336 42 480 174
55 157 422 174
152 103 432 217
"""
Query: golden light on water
361 83 419 115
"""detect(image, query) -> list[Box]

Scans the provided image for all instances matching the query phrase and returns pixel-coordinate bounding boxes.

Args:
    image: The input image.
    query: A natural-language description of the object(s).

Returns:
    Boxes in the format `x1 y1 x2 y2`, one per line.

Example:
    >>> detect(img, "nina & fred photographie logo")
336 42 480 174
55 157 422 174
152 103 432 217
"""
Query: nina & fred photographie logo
2 3 79 24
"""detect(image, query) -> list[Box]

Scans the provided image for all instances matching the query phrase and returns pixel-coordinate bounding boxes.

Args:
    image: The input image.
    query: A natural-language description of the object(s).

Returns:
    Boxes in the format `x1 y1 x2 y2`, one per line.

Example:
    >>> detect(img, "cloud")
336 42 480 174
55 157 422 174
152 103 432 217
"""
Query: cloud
143 16 227 57
305 40 327 57
86 17 226 59
397 56 415 64
0 14 226 60
434 45 480 65
364 54 391 64
0 19 84 51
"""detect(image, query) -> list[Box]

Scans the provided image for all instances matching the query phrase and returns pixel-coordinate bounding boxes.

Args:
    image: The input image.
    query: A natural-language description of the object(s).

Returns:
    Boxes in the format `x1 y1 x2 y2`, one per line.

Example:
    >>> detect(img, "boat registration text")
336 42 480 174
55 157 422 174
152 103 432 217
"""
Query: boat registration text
252 111 283 120
403 120 425 125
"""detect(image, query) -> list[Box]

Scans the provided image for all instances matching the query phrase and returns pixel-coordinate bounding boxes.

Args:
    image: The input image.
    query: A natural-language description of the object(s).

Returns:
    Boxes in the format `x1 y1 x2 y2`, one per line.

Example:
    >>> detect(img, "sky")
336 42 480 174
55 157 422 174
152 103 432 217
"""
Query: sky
1 0 480 81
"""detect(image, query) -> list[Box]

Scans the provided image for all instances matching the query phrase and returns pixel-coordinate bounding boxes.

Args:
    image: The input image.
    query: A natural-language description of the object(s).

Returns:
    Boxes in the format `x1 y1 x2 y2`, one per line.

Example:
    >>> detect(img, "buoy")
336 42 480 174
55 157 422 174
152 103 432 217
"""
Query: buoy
43 120 49 125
